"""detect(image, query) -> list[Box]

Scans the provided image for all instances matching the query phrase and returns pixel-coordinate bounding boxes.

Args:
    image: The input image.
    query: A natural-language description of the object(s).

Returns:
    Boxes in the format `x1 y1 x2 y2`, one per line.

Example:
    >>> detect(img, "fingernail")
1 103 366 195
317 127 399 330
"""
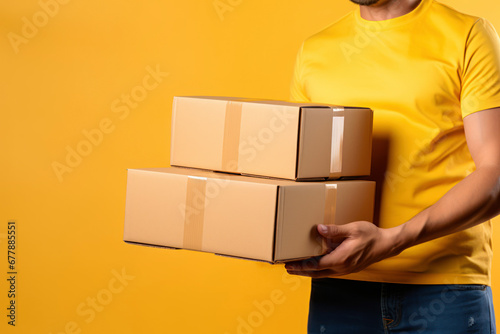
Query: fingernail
318 224 328 233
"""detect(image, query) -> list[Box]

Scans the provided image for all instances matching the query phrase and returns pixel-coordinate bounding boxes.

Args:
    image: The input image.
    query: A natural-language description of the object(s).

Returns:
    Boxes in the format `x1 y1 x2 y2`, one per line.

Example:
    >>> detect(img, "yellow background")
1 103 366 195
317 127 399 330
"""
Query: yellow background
1 1 499 333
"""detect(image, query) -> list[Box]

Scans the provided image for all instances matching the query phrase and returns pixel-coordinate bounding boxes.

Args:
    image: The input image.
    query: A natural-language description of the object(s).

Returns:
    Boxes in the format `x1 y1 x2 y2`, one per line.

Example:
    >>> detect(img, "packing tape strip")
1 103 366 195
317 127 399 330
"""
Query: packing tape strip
183 176 207 250
221 101 243 172
322 184 337 253
330 109 345 178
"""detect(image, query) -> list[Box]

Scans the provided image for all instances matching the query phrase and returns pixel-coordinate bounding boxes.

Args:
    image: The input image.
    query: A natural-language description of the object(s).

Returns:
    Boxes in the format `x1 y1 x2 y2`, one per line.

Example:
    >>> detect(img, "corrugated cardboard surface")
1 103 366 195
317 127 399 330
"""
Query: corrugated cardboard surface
339 107 374 178
275 183 326 261
123 167 376 263
170 96 372 180
296 107 332 179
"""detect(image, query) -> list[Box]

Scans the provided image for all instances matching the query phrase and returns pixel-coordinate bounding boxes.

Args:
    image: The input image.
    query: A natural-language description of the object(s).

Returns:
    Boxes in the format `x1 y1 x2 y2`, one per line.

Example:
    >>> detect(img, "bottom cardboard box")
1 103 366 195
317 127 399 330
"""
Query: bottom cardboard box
123 167 375 263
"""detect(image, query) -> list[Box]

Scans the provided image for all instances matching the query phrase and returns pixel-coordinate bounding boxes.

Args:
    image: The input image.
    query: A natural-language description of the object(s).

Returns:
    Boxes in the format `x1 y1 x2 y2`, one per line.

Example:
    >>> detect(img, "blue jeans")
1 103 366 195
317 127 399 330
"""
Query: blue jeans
308 278 496 333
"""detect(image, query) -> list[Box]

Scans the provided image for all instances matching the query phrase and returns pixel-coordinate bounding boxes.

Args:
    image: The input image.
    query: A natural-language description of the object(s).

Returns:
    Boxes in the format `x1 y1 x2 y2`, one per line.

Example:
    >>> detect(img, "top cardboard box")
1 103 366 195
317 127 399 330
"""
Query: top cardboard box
170 96 373 180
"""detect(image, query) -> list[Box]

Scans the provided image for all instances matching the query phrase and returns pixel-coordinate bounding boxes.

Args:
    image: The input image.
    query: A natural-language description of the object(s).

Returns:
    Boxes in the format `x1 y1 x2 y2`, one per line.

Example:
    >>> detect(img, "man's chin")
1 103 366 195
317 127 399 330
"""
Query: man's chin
349 0 381 6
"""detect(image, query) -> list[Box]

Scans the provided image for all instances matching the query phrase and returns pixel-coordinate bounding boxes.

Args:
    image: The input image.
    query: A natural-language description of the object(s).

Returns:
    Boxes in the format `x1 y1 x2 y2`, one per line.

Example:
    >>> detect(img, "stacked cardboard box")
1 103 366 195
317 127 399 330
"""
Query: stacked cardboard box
123 96 376 263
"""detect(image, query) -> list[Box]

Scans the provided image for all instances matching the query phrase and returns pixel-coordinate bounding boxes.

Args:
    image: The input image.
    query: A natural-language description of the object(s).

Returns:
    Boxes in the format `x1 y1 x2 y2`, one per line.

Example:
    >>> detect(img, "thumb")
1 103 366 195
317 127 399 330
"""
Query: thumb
317 224 351 239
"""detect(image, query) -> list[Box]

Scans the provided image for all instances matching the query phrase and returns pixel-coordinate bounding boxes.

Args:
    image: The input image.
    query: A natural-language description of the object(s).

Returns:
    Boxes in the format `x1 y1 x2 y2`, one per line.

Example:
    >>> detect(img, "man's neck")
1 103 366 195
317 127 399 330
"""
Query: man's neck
359 0 422 21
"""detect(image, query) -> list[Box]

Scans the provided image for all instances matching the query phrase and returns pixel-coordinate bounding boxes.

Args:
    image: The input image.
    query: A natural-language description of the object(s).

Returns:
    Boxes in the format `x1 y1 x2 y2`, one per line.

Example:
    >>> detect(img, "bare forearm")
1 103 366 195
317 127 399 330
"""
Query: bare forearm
394 165 500 253
286 110 500 277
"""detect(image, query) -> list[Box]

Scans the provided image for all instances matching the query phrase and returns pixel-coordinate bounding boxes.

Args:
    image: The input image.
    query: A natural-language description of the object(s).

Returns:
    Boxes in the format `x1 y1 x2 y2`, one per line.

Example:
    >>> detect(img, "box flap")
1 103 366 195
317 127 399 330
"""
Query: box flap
336 108 373 178
170 96 227 171
201 175 278 262
123 169 188 248
238 102 301 179
296 107 332 179
334 181 376 224
274 183 325 261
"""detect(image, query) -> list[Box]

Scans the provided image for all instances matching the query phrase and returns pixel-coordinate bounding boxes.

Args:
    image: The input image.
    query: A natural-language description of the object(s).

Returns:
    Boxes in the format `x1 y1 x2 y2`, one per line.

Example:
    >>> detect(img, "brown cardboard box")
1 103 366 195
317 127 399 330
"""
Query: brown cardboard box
170 96 373 180
123 167 375 263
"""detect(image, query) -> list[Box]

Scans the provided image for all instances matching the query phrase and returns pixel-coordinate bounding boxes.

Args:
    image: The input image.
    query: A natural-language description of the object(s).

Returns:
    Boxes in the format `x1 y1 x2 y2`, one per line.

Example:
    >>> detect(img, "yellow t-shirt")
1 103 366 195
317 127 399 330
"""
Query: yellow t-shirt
290 0 500 285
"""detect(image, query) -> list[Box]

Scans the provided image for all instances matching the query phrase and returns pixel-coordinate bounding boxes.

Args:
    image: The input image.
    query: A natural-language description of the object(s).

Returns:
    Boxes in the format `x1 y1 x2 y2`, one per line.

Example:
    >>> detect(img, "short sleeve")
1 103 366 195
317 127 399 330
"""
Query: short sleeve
289 42 311 103
461 18 500 118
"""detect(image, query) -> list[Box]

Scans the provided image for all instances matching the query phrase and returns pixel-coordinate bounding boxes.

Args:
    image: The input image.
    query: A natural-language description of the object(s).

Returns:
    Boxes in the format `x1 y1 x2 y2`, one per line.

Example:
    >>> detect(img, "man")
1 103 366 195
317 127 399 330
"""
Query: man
285 0 500 332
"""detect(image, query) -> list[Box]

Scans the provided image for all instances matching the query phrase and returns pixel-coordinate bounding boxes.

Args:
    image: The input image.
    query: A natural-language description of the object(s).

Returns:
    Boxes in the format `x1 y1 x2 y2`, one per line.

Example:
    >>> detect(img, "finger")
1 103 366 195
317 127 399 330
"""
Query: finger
284 235 357 272
285 256 324 271
286 268 345 278
285 250 347 272
317 224 351 239
316 239 356 268
286 246 357 276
